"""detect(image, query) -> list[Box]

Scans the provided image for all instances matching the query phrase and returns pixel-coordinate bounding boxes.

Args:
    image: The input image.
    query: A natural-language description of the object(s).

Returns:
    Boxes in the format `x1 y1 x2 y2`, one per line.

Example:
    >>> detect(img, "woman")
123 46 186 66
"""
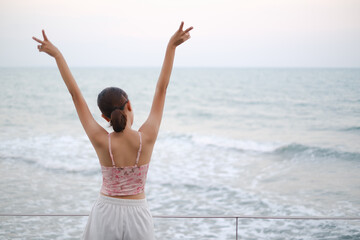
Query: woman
33 21 193 239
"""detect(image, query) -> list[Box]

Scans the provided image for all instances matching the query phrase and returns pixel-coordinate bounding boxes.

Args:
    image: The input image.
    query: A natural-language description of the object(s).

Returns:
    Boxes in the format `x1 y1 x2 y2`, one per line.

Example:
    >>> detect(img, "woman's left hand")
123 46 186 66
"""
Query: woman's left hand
168 21 193 48
32 30 61 58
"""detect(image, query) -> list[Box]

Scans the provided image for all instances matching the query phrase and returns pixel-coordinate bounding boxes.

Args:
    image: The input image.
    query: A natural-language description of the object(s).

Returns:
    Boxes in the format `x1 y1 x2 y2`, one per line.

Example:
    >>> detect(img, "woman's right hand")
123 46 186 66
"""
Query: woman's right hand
168 21 193 48
32 30 61 58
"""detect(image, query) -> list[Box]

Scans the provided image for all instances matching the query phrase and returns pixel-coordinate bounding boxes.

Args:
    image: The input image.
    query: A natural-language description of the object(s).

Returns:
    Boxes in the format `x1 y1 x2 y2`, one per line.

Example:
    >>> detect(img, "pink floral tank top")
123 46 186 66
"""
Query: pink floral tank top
101 132 149 196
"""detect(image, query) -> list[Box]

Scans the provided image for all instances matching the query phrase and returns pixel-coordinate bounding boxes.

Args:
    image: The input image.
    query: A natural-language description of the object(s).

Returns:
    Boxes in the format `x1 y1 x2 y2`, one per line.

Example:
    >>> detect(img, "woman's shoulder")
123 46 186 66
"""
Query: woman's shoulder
137 129 156 147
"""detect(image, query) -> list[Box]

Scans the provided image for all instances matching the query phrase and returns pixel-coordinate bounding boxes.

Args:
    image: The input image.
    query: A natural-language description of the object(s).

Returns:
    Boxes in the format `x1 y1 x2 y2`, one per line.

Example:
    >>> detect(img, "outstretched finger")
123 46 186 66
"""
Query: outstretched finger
42 30 48 41
184 26 193 33
32 36 44 44
179 21 184 31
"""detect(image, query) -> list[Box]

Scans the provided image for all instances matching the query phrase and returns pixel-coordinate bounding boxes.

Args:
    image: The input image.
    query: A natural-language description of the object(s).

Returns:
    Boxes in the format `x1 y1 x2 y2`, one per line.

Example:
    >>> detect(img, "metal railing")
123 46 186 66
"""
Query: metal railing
1 214 360 240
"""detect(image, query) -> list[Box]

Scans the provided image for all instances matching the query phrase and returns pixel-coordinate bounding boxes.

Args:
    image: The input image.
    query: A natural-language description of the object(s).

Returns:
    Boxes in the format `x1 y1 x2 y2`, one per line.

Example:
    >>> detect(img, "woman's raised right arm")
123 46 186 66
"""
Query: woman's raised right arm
33 30 107 147
139 22 193 142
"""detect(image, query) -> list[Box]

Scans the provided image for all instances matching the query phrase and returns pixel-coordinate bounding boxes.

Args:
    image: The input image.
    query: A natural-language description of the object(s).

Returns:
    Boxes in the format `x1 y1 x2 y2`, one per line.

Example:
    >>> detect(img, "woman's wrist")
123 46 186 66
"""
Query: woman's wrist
167 41 177 50
53 50 63 60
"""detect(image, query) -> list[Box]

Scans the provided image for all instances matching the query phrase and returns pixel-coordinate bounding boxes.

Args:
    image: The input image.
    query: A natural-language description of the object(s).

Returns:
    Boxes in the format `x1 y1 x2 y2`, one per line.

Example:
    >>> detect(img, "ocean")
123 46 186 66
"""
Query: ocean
0 67 359 239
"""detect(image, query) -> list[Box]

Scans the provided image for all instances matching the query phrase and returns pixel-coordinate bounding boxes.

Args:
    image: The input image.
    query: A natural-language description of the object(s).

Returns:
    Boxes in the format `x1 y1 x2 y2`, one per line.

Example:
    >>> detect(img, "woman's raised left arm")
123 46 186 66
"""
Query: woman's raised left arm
33 30 107 146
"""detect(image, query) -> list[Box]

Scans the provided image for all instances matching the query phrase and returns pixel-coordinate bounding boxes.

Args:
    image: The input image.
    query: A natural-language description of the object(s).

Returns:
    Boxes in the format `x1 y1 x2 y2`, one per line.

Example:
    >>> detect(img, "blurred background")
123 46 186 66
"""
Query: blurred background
0 0 359 239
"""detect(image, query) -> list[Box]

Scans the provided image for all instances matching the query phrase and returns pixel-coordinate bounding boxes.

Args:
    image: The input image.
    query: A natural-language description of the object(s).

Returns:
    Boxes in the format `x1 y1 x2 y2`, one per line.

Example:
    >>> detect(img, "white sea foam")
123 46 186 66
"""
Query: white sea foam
0 135 99 174
190 133 285 153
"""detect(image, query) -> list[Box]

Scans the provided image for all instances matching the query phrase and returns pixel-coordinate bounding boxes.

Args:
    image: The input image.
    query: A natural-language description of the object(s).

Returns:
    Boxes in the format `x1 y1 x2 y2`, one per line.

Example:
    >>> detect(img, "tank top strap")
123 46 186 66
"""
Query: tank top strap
135 132 142 166
108 133 116 167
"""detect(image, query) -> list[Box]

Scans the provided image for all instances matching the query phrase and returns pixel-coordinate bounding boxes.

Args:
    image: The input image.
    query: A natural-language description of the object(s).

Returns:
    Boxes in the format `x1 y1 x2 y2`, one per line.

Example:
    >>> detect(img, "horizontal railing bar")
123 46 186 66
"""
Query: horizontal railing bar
0 214 359 220
153 215 360 220
0 214 88 217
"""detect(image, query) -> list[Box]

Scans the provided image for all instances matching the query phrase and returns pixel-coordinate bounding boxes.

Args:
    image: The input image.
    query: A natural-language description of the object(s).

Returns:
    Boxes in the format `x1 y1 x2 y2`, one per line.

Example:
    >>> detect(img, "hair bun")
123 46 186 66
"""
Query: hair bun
111 109 127 132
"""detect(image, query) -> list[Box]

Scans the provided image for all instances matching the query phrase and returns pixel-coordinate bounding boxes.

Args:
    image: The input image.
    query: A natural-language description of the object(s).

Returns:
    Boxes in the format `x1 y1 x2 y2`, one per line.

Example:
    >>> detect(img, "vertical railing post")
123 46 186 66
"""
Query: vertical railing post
236 217 238 240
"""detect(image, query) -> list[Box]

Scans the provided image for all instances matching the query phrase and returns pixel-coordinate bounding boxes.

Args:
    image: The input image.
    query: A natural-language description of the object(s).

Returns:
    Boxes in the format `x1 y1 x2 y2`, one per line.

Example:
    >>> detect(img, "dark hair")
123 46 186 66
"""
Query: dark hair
97 87 129 133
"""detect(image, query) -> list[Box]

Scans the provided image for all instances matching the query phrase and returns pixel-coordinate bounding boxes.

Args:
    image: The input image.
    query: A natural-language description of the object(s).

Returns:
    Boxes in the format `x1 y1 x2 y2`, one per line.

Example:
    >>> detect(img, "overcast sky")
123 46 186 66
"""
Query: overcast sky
1 0 359 67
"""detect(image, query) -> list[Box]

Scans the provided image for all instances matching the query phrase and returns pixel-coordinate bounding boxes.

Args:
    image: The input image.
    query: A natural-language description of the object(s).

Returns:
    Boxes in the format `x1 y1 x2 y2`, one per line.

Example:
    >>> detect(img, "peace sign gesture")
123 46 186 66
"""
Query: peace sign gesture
169 21 193 48
32 30 61 58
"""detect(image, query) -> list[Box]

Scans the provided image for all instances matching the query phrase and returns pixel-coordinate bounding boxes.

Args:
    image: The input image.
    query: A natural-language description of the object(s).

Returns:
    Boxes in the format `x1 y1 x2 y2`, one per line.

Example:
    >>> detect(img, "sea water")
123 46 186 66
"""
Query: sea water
0 67 359 239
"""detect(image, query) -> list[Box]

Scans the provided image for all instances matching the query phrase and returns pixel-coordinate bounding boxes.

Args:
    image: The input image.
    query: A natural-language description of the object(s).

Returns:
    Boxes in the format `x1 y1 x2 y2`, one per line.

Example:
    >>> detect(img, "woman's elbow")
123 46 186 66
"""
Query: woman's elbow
156 84 168 95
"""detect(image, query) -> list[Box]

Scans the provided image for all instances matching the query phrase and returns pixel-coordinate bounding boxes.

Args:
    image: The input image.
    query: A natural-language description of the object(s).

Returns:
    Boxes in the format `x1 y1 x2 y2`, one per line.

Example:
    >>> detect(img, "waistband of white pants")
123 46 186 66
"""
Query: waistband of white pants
98 194 148 207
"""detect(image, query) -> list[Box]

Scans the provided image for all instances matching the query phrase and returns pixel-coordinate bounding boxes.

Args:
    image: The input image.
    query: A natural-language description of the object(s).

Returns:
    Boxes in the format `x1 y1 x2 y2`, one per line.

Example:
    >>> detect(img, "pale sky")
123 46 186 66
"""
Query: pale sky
1 0 359 67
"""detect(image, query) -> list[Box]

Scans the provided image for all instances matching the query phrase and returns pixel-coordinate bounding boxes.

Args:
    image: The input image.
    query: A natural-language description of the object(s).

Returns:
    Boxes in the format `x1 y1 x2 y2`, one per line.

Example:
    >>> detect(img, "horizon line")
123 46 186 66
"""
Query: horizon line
1 66 360 69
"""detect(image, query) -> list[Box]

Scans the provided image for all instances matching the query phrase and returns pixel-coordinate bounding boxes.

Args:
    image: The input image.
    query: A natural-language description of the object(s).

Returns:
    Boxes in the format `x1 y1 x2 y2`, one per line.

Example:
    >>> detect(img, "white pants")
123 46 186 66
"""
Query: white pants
82 194 155 240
